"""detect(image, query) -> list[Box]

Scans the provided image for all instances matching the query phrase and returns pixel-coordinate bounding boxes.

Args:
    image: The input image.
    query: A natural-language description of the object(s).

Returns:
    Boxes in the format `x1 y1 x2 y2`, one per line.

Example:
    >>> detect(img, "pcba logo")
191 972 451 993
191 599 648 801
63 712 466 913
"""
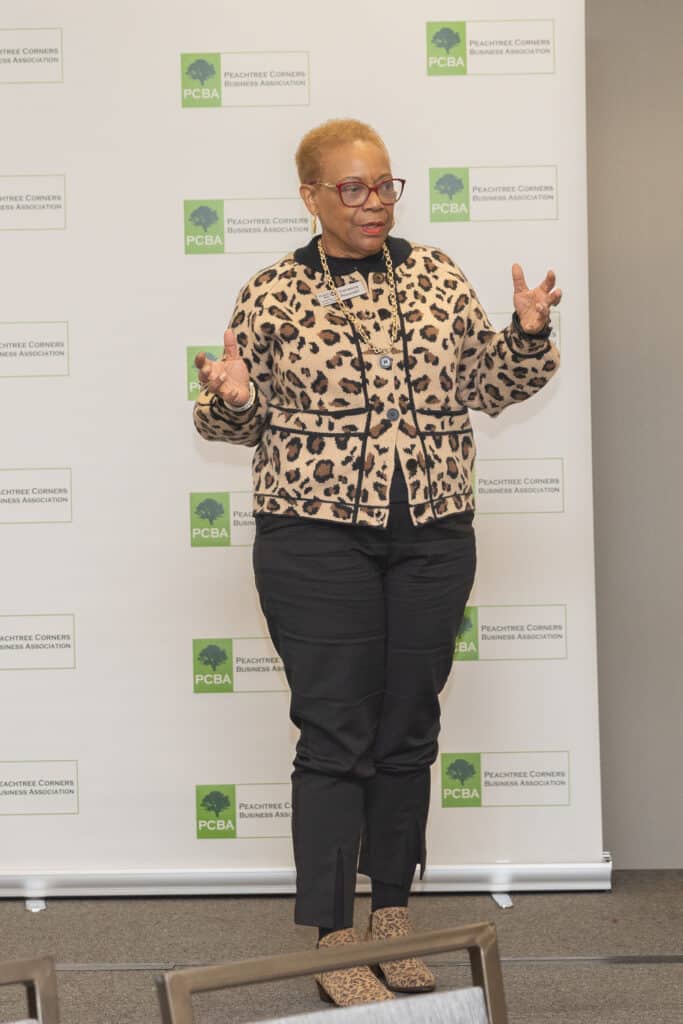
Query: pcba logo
430 168 470 222
184 200 225 254
196 784 236 838
454 606 479 661
193 638 233 693
190 492 231 546
441 754 482 807
427 22 467 75
181 53 221 106
187 346 222 400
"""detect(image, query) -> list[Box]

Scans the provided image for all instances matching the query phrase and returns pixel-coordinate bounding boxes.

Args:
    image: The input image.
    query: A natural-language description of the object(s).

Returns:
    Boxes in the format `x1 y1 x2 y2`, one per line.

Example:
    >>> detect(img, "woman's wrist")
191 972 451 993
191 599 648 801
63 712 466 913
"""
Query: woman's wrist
512 310 552 339
221 379 256 412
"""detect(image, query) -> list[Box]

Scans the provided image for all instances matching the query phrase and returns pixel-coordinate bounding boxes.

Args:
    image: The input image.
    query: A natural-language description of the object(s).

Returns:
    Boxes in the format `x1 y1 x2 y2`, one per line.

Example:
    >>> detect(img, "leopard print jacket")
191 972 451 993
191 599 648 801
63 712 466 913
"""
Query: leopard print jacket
193 236 560 528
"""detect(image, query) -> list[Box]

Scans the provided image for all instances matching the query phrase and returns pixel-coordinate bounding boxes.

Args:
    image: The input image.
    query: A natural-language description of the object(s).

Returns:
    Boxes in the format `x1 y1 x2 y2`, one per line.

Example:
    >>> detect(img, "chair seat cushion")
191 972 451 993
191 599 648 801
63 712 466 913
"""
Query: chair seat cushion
260 986 488 1024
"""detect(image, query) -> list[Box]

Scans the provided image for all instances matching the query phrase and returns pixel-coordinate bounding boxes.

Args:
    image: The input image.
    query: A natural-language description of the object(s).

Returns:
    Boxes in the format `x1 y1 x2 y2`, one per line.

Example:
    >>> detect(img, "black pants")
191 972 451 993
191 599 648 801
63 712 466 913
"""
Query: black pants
253 503 476 928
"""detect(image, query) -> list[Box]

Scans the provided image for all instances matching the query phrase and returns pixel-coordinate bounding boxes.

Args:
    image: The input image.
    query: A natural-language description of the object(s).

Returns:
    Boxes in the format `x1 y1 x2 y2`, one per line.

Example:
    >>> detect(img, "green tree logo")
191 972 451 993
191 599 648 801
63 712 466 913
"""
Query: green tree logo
199 644 227 671
454 605 478 661
457 614 473 639
426 21 467 76
187 58 215 86
190 491 231 547
432 26 461 53
201 789 230 817
187 346 221 399
189 205 219 232
447 758 476 786
435 173 465 200
193 637 234 692
195 497 224 526
441 753 482 807
184 199 225 254
181 52 222 108
196 783 236 838
430 168 470 224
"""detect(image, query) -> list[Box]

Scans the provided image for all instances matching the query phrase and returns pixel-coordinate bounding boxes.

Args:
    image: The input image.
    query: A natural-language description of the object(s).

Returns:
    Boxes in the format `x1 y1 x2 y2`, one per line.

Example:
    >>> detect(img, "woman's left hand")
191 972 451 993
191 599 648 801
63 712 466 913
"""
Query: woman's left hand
512 264 562 335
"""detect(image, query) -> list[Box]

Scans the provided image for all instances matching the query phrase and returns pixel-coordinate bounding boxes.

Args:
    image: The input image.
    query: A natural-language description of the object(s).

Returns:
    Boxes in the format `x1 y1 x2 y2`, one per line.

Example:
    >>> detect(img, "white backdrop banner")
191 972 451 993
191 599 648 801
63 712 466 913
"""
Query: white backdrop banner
0 0 609 896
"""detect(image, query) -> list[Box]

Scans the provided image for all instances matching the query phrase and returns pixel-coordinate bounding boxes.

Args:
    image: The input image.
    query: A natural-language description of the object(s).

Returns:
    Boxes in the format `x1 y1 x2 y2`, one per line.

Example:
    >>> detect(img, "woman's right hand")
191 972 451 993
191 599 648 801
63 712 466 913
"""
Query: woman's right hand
195 328 251 406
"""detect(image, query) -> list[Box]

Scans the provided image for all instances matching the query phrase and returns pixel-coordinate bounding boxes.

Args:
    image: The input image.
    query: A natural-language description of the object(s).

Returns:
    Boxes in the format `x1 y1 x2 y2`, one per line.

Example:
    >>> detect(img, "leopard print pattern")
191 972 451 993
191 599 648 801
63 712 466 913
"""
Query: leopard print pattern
194 242 560 528
315 927 395 1006
366 906 437 993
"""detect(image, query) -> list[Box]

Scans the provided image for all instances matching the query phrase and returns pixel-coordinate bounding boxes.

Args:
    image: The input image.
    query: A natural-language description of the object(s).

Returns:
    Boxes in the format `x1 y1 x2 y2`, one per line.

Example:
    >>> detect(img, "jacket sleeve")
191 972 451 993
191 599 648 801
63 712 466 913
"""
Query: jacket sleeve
192 281 273 447
455 272 560 418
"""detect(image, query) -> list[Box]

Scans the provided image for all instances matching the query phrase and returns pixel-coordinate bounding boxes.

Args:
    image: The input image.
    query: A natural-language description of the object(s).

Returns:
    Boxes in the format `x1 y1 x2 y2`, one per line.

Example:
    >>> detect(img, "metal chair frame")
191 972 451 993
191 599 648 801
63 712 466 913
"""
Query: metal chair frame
0 956 60 1024
156 922 508 1024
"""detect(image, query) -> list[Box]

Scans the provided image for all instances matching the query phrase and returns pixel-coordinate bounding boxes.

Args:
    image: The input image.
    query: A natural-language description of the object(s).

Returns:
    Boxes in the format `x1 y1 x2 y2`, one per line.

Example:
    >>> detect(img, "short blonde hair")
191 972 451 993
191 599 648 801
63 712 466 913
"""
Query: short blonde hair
295 119 388 184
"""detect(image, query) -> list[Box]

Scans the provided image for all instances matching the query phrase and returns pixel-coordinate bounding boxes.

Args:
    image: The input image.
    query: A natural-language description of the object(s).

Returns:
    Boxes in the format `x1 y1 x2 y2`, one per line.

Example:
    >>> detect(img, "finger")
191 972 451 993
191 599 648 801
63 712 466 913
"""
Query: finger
198 362 214 387
208 368 229 392
511 263 528 293
198 360 220 389
194 351 207 370
222 386 243 405
540 270 556 293
535 303 552 322
223 328 239 360
548 288 562 306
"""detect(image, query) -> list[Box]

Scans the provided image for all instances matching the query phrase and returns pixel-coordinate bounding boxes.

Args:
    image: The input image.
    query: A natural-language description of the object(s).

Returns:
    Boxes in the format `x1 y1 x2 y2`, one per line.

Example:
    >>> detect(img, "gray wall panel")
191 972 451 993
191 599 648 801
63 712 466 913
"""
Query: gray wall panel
587 0 683 867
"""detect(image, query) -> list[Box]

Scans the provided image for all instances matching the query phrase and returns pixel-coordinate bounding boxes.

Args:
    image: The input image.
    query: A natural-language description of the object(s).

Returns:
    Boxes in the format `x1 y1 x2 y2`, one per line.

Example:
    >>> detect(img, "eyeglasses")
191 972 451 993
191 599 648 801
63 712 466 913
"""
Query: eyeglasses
311 178 406 207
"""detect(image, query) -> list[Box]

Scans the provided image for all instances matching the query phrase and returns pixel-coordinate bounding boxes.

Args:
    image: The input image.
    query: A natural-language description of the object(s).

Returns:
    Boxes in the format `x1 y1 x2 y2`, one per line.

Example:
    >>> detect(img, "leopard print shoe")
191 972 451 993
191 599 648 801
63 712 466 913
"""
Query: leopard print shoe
315 927 395 1006
366 906 437 993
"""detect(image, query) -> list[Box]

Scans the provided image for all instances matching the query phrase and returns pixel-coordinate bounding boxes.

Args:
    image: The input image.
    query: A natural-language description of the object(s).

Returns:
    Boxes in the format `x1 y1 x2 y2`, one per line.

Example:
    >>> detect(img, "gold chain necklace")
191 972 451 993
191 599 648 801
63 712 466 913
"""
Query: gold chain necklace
317 239 401 354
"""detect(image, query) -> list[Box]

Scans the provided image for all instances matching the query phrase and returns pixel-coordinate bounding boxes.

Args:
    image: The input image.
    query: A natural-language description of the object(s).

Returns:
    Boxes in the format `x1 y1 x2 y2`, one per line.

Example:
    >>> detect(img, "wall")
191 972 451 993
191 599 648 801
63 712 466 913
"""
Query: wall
587 1 683 867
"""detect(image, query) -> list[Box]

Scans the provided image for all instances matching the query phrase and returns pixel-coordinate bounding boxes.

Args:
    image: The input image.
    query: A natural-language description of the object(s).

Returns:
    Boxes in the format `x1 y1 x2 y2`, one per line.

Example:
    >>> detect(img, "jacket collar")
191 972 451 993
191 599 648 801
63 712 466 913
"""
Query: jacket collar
293 235 411 277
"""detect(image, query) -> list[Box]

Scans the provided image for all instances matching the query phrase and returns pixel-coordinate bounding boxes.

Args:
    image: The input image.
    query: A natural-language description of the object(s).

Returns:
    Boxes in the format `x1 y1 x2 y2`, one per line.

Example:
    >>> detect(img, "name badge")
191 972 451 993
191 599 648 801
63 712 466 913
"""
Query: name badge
317 280 368 306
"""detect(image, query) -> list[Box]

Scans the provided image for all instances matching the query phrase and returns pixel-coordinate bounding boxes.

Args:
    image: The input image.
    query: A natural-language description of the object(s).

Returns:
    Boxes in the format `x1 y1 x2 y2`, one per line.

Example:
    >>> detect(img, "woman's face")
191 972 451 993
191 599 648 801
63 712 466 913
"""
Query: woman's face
300 140 395 260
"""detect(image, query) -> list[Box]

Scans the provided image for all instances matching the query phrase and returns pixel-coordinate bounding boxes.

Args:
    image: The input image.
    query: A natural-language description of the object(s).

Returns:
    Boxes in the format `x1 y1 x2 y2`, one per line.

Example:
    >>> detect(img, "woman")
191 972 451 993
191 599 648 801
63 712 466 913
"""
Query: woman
194 119 561 1006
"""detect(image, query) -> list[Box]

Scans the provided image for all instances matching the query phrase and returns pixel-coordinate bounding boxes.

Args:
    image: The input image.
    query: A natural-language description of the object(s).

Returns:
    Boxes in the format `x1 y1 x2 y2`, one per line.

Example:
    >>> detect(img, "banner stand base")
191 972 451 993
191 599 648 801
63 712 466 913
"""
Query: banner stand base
1 856 612 898
25 899 47 913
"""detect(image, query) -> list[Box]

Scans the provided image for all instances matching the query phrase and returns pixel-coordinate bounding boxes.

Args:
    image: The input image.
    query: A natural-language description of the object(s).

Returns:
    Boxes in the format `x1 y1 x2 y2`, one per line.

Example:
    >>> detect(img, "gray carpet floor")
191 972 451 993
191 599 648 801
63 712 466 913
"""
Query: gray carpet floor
0 871 681 1023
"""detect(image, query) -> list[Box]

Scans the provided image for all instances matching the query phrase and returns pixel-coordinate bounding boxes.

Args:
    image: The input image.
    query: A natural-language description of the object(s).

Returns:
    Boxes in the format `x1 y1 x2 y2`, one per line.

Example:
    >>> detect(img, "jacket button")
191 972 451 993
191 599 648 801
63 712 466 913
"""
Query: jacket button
386 408 399 422
379 355 392 369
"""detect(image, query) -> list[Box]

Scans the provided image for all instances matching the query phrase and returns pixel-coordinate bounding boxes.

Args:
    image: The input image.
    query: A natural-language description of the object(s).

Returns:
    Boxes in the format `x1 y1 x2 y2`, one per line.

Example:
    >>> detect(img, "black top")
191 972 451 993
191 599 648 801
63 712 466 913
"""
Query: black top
294 235 412 278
